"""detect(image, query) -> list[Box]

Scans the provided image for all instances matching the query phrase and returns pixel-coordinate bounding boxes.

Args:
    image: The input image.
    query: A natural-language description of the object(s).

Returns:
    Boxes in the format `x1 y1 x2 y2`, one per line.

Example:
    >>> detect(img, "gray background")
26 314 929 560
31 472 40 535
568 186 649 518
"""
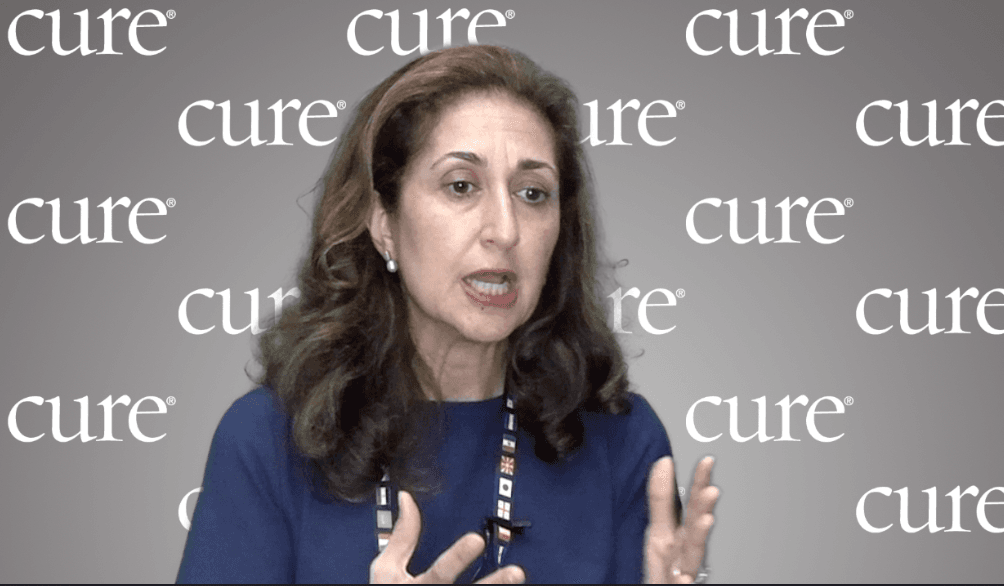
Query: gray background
2 0 1002 582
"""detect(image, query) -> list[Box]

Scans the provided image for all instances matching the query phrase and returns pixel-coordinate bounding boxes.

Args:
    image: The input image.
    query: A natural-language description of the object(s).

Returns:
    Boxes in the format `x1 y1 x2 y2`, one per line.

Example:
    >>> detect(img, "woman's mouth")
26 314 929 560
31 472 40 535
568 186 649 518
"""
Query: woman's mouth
461 271 518 308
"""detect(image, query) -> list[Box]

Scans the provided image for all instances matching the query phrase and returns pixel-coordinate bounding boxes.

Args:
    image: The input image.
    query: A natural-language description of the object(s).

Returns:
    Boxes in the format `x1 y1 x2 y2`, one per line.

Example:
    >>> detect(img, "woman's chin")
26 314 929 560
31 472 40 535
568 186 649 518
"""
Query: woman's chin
457 311 523 343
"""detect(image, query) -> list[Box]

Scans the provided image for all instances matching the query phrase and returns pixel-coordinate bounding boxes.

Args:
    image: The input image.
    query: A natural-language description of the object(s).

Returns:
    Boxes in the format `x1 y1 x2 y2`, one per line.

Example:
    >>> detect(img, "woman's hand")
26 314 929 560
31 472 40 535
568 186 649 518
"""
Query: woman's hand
644 456 719 584
370 490 526 584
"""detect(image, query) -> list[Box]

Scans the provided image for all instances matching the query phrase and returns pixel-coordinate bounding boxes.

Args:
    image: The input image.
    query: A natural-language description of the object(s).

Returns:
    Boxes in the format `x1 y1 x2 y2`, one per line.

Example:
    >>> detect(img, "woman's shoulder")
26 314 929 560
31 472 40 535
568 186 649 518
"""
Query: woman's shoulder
179 387 302 583
576 392 673 522
580 391 673 459
208 386 299 474
213 386 290 441
200 386 314 507
218 385 288 427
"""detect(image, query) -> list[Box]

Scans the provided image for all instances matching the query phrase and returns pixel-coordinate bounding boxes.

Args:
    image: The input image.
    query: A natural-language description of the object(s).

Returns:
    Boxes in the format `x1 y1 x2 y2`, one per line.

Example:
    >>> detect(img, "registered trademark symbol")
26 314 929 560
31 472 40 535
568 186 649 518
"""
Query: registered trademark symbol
844 10 854 19
675 100 686 110
844 396 854 406
844 198 854 208
167 396 177 406
166 9 176 19
676 288 686 299
166 198 177 208
678 486 686 496
336 100 347 110
505 9 515 19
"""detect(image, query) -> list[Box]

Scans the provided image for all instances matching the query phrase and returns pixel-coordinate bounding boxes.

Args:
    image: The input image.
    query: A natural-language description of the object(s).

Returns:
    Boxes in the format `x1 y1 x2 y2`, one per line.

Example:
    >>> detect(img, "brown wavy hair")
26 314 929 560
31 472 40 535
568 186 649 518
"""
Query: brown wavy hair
254 45 630 502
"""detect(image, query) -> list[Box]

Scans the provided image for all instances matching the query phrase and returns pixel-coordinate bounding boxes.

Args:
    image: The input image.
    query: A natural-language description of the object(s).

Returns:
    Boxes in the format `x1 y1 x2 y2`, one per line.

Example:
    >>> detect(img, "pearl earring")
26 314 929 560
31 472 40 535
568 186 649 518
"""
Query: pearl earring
382 251 398 273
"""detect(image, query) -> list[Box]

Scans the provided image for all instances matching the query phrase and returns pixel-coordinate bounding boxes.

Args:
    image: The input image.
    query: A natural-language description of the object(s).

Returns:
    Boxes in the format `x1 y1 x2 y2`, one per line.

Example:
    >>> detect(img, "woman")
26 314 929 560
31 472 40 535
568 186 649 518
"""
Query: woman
177 45 718 584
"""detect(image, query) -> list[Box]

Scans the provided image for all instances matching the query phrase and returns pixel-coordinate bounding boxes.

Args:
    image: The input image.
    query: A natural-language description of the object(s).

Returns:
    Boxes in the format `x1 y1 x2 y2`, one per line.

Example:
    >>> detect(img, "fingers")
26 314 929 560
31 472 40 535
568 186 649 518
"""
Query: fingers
476 565 526 584
645 457 719 583
684 457 718 529
691 456 714 492
678 457 718 580
677 511 714 581
417 532 486 584
382 490 422 568
647 456 677 532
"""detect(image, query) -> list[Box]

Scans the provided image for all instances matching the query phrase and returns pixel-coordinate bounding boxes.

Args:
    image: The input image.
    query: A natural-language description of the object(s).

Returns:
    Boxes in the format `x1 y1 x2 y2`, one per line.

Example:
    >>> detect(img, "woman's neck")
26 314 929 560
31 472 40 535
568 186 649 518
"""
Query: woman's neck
410 319 506 402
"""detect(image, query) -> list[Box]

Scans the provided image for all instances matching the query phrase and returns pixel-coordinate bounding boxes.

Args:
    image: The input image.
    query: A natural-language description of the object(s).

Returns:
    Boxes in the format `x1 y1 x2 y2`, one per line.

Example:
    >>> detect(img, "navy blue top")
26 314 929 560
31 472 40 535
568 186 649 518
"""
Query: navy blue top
177 387 672 583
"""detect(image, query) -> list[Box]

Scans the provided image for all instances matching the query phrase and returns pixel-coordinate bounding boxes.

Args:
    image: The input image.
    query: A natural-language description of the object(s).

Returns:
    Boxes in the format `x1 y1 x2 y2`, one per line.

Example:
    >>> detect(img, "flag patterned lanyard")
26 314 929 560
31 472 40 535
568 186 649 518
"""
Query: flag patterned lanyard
374 389 524 571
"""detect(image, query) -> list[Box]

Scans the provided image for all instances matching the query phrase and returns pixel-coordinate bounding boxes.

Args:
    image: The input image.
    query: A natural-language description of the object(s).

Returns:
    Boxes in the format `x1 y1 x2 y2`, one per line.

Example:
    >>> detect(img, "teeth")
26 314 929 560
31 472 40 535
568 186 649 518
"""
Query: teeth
468 278 510 296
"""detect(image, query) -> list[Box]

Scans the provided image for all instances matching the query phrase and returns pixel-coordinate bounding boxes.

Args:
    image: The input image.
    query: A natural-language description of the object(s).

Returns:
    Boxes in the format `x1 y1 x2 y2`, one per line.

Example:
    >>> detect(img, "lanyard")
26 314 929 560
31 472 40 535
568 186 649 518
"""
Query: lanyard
374 388 524 572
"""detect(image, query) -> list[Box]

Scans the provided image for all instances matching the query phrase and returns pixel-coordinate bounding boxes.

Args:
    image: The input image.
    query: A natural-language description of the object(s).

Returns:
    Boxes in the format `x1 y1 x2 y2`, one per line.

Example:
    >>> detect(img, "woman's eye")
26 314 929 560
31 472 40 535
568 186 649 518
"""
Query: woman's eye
516 187 549 204
448 180 474 196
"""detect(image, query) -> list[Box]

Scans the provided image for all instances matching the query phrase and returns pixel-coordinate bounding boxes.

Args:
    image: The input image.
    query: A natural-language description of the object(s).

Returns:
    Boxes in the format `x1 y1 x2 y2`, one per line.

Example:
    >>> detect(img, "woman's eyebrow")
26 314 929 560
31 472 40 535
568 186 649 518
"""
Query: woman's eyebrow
431 151 485 169
431 151 556 173
518 159 556 173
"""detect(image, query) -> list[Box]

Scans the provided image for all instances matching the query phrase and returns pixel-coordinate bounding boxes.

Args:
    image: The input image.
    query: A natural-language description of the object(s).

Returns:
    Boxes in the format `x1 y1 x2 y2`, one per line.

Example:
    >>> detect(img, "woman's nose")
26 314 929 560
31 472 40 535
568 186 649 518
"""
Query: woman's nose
481 183 519 250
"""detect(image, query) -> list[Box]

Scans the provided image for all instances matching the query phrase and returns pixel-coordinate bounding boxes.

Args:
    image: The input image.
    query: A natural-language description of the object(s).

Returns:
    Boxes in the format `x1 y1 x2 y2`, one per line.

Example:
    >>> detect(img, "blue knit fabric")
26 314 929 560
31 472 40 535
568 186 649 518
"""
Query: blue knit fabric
177 386 672 583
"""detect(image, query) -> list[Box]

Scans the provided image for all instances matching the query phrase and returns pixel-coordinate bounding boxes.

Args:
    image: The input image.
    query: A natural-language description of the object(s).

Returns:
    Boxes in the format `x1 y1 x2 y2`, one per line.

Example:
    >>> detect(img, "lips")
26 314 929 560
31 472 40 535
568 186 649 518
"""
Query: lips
461 270 519 308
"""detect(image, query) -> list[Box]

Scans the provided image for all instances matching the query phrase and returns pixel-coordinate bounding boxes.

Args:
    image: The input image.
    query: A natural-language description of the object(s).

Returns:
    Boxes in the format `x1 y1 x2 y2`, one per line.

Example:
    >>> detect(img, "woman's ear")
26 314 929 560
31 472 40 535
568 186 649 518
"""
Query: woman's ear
367 194 395 260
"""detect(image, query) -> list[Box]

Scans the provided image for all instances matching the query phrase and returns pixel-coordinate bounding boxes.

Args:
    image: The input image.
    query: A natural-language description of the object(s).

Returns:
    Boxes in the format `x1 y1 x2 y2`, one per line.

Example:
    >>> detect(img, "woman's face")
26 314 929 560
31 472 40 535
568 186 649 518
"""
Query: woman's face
383 91 561 344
